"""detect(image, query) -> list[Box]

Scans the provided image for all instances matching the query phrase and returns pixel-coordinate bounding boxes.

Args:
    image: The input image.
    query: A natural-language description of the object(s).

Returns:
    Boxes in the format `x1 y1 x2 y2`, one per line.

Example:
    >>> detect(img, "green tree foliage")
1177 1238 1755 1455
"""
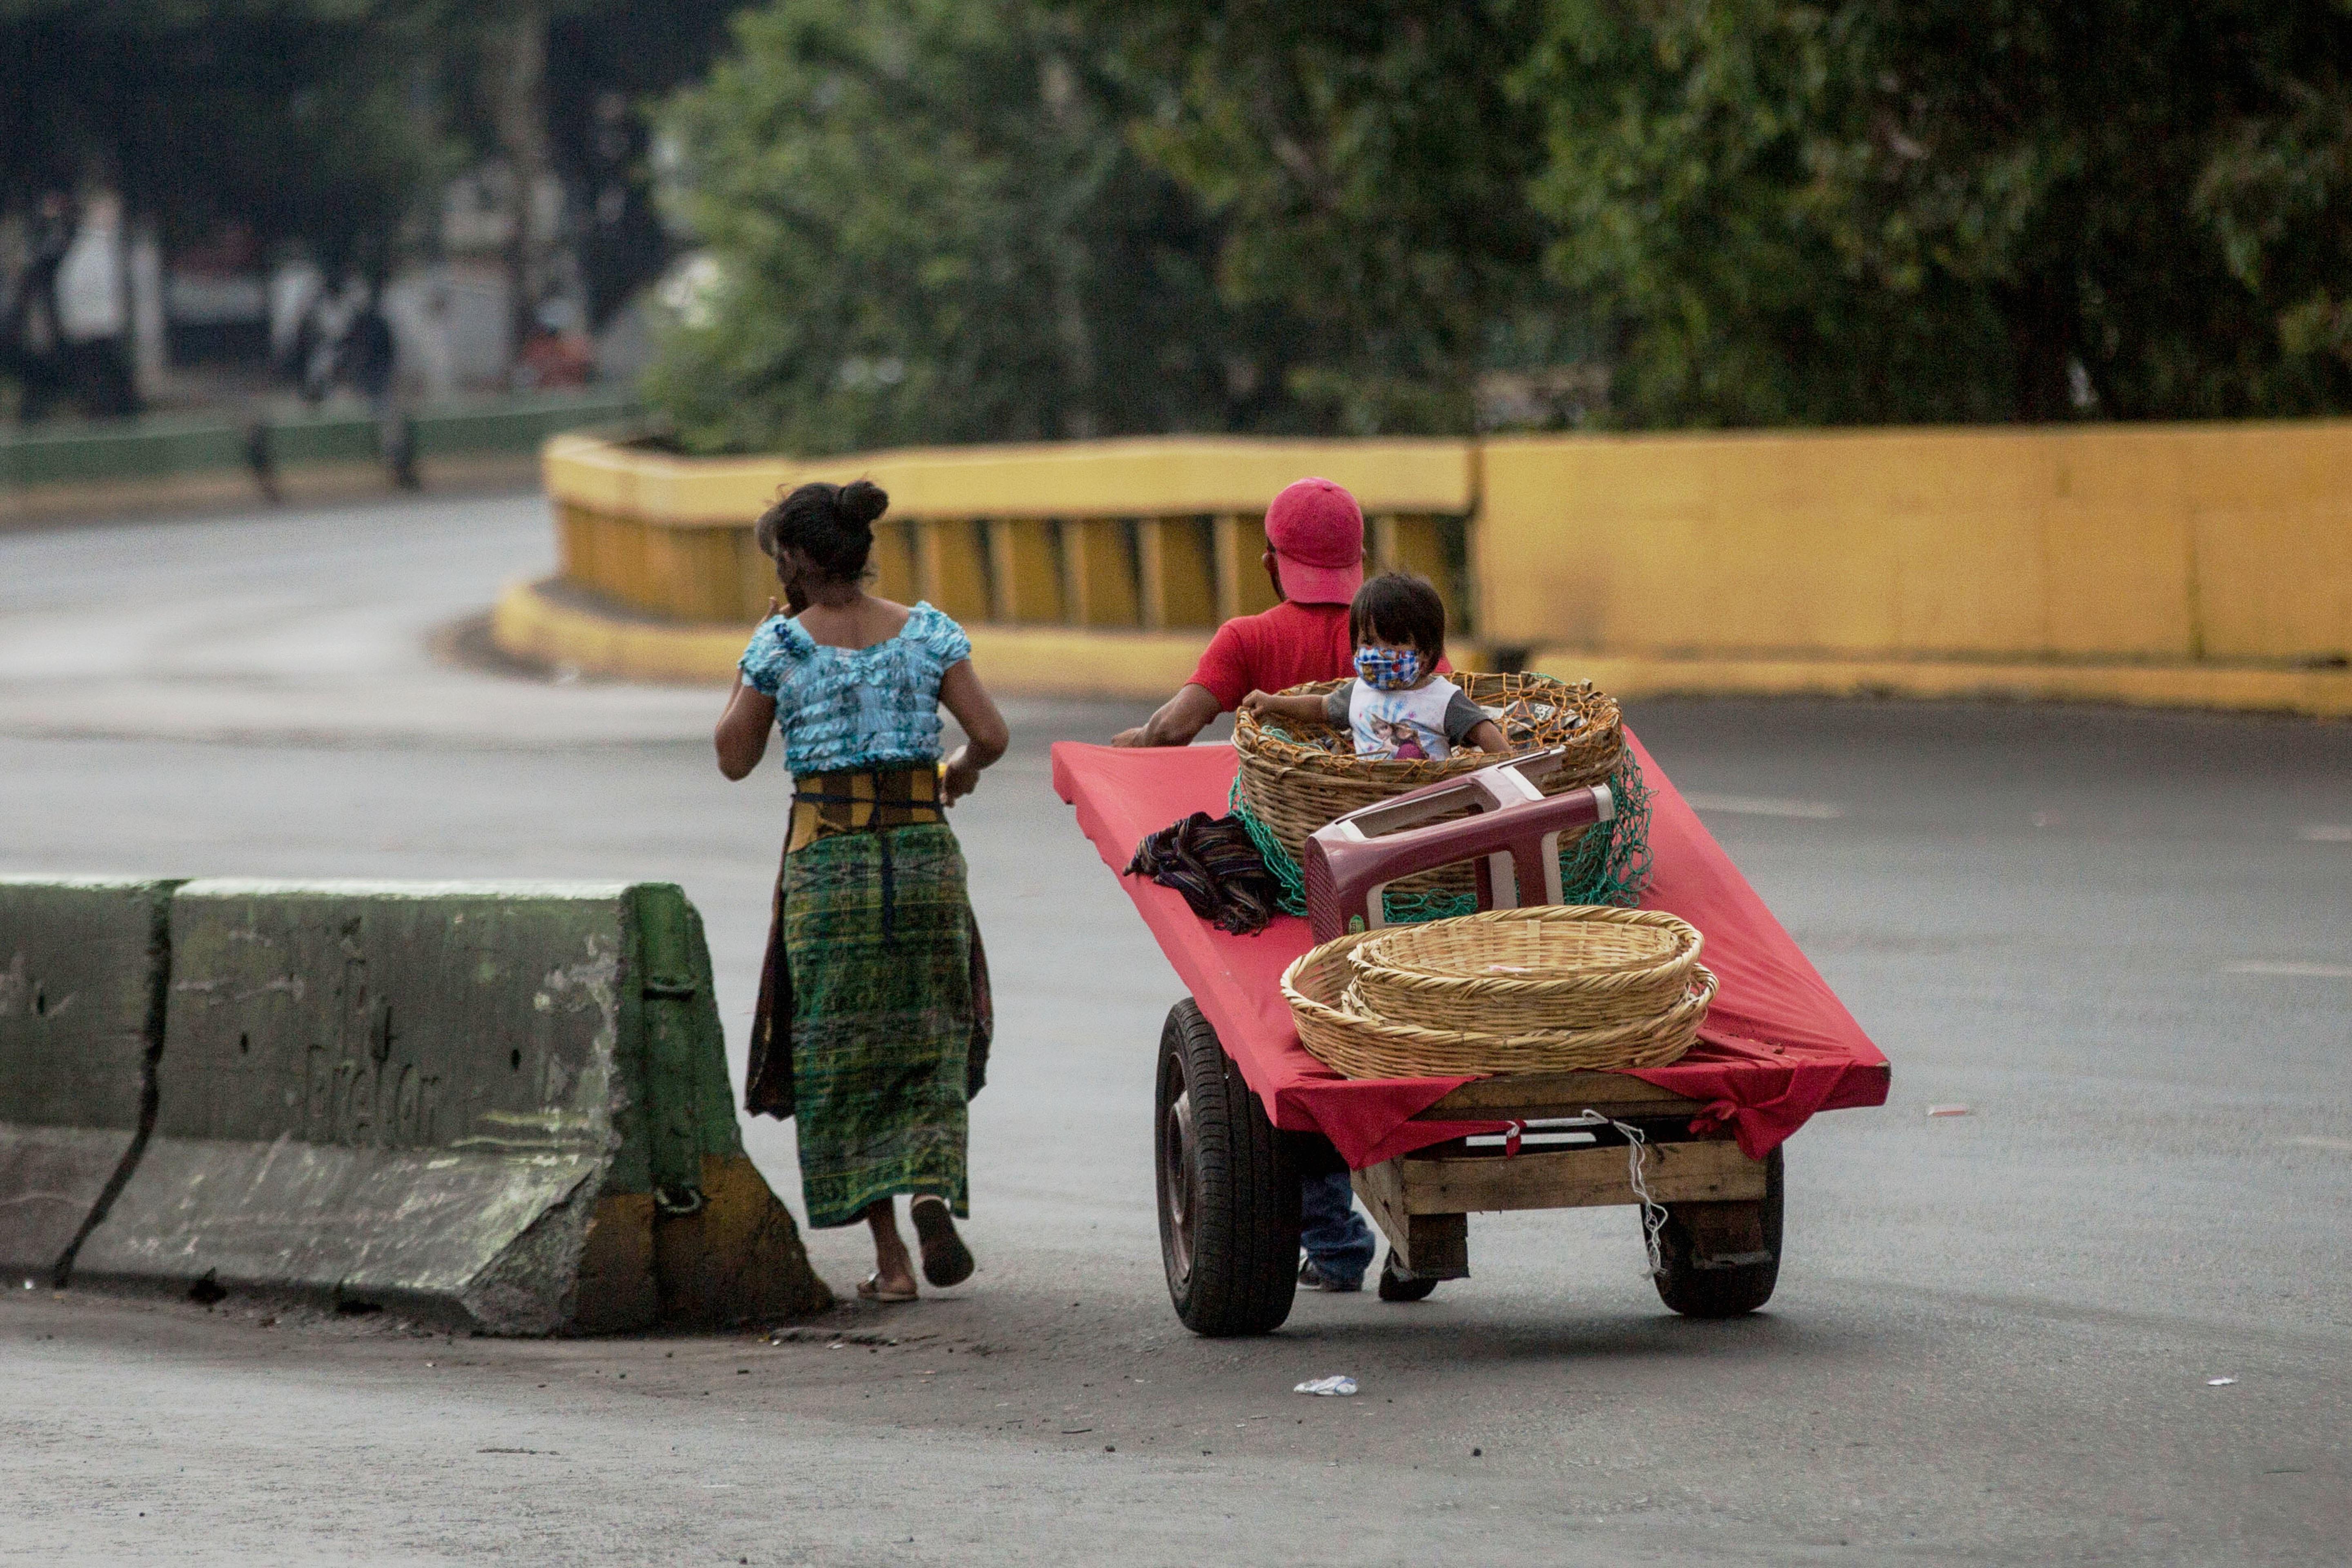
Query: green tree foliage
1524 0 2352 426
653 0 2352 445
647 0 1270 456
1092 0 1566 435
2194 17 2352 381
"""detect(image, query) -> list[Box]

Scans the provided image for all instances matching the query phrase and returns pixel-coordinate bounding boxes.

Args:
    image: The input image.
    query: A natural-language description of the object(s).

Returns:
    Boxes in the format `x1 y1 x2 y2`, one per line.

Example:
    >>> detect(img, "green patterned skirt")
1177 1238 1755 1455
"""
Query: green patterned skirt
780 822 973 1228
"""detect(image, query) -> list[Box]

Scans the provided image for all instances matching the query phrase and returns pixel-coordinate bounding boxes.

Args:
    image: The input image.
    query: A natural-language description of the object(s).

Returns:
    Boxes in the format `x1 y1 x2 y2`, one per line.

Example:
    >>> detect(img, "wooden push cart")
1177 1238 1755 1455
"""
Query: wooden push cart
1156 1005 1783 1334
1055 738 1885 1338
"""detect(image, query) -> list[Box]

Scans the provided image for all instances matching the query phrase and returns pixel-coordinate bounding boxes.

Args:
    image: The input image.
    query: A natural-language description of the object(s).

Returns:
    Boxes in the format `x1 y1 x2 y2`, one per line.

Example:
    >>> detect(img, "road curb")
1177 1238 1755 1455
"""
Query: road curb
1528 650 2352 719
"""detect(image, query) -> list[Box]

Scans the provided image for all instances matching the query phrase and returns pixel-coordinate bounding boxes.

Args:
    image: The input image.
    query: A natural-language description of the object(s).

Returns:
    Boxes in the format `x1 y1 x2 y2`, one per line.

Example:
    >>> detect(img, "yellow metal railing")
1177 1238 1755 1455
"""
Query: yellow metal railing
543 433 1477 635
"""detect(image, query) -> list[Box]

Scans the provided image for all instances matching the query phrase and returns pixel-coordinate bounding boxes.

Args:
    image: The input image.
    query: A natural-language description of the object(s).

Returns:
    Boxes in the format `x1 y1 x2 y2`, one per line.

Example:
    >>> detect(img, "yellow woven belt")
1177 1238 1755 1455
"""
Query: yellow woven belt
787 764 946 852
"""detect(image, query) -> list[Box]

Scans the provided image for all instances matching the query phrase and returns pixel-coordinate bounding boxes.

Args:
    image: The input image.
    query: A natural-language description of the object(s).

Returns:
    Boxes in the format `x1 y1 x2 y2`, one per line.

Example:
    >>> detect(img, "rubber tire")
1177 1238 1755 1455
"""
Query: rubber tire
1376 1250 1439 1303
1653 1145 1784 1319
1156 998 1301 1336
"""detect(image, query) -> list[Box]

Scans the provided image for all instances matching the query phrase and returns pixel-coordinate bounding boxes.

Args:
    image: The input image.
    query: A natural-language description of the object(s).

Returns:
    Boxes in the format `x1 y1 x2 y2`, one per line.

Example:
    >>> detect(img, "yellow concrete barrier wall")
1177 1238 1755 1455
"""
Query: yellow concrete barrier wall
1477 422 2352 666
512 424 2351 715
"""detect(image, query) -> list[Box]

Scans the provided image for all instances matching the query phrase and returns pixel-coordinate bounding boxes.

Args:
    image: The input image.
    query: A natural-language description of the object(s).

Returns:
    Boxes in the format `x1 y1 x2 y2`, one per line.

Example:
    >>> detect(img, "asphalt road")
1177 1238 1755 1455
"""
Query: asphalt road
2 493 2347 1566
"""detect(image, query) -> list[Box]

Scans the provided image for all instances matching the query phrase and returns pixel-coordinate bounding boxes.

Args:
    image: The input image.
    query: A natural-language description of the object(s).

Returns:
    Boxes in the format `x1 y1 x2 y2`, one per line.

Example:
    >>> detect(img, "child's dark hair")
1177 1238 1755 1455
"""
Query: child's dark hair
1350 571 1446 660
755 479 889 583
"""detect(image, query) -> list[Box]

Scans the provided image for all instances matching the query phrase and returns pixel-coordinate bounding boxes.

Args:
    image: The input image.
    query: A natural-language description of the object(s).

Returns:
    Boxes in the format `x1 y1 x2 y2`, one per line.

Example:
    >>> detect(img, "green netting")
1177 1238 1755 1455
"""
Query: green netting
1227 755 1654 926
1227 797 1314 918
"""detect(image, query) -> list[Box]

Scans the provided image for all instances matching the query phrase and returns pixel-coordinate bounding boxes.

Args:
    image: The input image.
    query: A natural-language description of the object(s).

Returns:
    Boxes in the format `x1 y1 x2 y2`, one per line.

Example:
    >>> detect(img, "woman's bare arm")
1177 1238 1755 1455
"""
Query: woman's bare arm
937 659 1009 804
715 675 776 780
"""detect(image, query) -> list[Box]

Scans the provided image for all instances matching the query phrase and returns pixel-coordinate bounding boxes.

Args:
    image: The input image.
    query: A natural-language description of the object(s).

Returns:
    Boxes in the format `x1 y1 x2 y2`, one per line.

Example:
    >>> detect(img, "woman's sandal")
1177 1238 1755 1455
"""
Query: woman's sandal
858 1272 918 1304
909 1196 975 1289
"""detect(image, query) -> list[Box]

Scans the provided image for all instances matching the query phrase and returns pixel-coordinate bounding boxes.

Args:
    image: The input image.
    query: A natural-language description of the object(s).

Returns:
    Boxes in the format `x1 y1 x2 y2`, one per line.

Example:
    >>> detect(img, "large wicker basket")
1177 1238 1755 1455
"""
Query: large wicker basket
1347 906 1703 1035
1233 673 1626 898
1281 927 1711 1080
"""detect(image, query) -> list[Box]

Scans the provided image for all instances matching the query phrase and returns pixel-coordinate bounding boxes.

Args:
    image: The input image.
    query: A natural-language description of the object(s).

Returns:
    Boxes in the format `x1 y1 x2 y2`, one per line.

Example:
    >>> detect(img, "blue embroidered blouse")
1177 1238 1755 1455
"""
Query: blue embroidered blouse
738 602 973 774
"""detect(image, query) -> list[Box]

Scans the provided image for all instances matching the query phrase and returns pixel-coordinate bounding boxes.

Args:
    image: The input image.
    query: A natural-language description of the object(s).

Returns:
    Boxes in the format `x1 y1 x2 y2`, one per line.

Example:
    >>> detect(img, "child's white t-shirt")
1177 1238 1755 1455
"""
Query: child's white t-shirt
1322 677 1488 761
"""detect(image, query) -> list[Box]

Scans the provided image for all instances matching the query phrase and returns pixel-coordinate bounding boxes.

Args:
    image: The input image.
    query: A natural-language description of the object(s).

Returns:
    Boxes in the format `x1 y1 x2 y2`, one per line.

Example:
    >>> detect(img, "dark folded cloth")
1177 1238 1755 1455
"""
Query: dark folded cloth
1128 811 1282 935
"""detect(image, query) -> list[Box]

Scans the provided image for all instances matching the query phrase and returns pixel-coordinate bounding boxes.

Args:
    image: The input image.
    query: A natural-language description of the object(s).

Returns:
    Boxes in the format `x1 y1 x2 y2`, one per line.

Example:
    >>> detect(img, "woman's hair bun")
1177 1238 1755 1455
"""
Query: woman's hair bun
837 479 889 528
755 478 887 585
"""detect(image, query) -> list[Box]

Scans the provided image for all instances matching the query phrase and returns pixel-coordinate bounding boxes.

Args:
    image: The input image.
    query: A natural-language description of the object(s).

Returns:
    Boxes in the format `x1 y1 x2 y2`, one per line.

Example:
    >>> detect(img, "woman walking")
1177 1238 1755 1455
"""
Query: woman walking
715 479 1008 1303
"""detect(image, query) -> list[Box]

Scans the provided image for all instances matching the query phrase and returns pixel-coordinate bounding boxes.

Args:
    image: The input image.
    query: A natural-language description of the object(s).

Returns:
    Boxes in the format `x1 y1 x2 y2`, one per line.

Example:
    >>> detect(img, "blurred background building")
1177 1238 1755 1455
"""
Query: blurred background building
0 2 737 423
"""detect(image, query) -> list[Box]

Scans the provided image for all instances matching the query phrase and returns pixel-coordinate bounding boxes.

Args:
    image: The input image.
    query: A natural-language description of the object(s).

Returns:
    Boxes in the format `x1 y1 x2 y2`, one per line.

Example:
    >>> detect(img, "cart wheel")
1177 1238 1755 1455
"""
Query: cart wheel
1156 998 1300 1336
1653 1146 1784 1319
1376 1250 1439 1303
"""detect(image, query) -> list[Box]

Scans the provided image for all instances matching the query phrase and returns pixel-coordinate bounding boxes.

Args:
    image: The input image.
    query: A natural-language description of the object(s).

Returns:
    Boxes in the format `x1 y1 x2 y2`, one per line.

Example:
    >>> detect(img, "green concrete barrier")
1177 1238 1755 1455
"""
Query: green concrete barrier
412 393 643 459
0 392 642 522
0 417 248 488
69 878 827 1334
0 878 178 1285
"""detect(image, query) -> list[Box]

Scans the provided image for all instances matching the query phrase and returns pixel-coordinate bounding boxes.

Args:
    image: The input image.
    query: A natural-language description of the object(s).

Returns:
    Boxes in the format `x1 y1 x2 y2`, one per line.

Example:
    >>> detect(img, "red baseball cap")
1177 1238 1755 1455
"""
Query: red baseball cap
1264 477 1364 604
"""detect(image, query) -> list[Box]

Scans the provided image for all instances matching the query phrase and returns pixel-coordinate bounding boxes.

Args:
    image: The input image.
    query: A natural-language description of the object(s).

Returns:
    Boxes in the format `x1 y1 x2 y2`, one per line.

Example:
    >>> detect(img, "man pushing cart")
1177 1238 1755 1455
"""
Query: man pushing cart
1068 480 1889 1336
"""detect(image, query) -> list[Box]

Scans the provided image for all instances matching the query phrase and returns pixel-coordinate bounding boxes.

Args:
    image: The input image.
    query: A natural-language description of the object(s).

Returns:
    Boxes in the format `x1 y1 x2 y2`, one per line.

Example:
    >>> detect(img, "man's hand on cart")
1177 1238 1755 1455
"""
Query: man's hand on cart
1113 682 1222 747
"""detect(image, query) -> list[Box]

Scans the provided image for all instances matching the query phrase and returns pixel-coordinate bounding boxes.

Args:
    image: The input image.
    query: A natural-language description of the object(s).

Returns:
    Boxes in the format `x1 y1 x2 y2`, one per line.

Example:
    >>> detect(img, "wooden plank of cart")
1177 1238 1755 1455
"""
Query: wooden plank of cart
1053 735 1889 1337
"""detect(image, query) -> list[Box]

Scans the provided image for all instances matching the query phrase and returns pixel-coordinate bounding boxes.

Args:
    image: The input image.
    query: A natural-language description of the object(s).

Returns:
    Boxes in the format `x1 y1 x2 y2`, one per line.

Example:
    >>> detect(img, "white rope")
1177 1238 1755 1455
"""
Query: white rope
1483 1108 1671 1279
1586 1109 1670 1281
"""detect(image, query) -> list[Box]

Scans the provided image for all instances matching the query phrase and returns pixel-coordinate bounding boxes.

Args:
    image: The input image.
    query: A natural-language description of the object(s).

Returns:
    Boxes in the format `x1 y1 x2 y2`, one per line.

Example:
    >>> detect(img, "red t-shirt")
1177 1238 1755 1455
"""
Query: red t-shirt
1189 600 1456 710
1187 601 1359 710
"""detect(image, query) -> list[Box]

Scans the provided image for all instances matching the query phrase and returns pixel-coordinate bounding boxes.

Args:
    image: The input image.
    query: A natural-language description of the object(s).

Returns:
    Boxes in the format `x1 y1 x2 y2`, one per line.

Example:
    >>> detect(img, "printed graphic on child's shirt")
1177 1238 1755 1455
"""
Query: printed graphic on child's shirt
1363 713 1430 760
1349 679 1457 761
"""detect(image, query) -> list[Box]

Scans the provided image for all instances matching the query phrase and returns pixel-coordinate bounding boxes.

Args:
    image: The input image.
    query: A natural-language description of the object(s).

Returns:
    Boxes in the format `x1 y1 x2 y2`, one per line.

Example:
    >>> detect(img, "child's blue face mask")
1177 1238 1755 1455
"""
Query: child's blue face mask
1354 646 1423 691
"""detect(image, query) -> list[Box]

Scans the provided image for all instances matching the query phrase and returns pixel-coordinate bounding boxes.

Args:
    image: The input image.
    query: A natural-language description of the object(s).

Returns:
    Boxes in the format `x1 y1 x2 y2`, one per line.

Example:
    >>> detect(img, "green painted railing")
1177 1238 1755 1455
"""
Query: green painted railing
0 390 641 490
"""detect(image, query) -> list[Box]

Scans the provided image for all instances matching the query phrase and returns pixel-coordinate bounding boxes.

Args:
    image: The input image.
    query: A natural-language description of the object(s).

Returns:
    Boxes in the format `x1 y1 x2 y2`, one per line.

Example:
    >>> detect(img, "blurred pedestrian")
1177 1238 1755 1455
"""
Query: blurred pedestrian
716 479 1009 1303
338 288 416 489
242 417 281 506
286 294 330 406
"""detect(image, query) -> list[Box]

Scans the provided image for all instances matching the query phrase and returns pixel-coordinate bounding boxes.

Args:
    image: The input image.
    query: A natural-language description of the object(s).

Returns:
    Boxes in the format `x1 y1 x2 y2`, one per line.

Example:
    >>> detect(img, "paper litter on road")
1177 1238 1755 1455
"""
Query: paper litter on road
1294 1376 1359 1396
1925 1105 1972 1117
2205 1376 2238 1386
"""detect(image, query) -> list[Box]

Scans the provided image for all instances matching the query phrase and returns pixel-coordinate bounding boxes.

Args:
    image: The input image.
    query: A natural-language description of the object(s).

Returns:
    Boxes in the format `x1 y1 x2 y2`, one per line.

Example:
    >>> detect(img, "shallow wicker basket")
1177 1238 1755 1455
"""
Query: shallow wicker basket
1233 672 1626 897
1281 927 1712 1080
1347 906 1703 1035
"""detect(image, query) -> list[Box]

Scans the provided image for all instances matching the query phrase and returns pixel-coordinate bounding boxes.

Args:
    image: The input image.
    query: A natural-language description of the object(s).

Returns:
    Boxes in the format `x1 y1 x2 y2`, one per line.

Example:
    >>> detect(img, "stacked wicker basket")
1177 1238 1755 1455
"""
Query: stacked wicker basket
1233 673 1625 901
1282 906 1714 1079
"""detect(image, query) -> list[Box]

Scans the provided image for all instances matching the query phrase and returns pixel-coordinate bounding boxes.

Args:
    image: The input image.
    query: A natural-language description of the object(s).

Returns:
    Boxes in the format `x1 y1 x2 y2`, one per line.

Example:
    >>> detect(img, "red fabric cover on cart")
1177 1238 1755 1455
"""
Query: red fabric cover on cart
1051 734 1889 1167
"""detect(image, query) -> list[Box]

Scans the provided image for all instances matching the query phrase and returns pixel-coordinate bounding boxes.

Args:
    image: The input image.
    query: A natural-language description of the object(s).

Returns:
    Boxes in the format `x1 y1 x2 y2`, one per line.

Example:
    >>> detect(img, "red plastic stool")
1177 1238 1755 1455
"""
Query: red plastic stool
1301 749 1615 941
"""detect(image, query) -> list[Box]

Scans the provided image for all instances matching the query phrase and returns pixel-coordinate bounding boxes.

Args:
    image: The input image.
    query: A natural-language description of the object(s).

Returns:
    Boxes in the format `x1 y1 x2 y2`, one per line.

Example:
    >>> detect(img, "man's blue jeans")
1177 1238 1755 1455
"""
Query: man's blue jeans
1300 1170 1376 1284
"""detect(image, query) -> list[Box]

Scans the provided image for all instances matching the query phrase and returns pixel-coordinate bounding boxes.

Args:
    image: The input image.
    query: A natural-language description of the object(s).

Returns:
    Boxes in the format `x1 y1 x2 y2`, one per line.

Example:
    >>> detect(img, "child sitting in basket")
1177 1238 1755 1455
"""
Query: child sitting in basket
1241 572 1506 762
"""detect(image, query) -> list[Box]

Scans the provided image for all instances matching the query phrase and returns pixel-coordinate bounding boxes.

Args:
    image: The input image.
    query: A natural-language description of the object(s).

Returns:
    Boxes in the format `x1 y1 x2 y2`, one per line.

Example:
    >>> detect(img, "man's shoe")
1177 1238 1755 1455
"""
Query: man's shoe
1298 1257 1363 1293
